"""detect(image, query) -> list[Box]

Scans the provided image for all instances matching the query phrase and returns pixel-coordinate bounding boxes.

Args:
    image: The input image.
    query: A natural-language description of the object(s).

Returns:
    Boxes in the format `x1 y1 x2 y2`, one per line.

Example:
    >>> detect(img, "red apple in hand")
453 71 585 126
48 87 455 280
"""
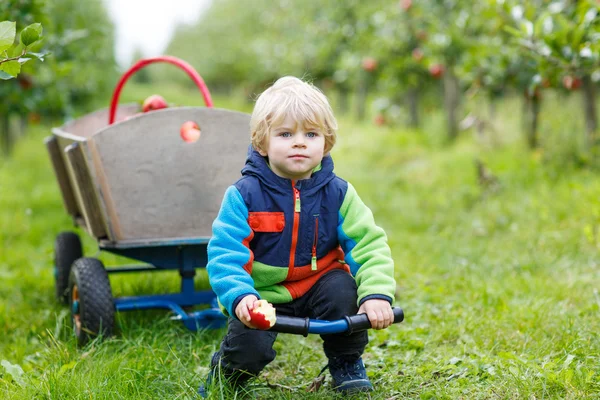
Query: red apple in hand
180 121 201 143
142 94 168 112
248 300 277 330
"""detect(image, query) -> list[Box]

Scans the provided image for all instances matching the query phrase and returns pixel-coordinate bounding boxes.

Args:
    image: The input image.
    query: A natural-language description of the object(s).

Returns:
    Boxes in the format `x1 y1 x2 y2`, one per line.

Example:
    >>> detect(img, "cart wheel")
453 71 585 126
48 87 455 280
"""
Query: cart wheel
54 231 83 304
68 258 115 346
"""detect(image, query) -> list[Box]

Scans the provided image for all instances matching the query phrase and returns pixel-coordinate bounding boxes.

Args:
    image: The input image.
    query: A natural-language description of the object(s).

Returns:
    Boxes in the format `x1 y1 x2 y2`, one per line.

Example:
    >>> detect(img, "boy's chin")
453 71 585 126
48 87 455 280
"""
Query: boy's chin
282 169 312 180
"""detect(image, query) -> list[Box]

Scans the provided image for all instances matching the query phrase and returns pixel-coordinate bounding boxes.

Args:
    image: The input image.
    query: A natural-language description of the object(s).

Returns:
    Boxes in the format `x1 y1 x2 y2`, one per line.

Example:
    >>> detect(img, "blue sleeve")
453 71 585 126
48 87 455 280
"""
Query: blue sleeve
207 186 259 317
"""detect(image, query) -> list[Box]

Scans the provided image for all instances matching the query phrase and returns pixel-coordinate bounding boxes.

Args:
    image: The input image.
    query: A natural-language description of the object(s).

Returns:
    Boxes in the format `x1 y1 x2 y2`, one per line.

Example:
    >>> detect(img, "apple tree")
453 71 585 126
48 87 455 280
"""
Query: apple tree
505 0 599 150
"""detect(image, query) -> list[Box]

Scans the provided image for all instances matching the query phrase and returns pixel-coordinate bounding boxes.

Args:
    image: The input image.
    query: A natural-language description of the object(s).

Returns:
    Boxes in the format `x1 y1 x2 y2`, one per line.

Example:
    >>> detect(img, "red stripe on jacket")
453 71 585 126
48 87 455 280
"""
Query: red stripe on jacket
283 246 349 299
242 230 255 274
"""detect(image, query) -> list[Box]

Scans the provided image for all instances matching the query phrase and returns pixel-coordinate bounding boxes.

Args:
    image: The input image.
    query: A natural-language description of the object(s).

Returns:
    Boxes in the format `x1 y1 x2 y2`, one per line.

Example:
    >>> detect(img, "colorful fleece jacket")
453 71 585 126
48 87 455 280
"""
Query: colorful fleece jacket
207 146 396 318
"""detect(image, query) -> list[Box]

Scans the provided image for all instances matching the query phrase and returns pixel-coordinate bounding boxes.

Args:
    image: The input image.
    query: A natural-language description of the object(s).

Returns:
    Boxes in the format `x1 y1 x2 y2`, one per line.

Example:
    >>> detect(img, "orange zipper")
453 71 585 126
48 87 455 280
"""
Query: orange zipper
288 182 301 274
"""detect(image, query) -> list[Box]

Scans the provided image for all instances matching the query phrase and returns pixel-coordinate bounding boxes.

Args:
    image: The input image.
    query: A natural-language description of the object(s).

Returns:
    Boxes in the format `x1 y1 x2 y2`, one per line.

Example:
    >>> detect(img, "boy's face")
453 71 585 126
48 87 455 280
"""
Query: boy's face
258 115 325 181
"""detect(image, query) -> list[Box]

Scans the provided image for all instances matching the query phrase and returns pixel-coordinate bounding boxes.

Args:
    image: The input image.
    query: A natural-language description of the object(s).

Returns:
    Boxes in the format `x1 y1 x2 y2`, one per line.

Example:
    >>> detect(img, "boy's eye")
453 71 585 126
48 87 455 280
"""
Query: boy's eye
279 132 292 137
306 132 318 138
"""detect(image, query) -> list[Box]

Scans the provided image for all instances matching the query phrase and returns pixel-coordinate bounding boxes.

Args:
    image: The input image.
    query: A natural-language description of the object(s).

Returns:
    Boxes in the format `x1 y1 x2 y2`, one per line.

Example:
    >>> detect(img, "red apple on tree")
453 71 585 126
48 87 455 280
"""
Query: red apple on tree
374 114 386 126
362 57 378 72
412 48 424 62
541 78 551 88
400 0 412 11
142 94 168 112
416 30 428 41
17 74 33 90
248 300 277 330
180 121 201 143
562 75 581 91
429 64 444 79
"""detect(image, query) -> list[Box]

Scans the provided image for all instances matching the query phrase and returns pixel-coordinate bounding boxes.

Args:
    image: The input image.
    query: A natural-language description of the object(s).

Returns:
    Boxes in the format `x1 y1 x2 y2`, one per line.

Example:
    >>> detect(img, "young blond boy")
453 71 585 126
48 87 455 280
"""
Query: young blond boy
201 76 396 396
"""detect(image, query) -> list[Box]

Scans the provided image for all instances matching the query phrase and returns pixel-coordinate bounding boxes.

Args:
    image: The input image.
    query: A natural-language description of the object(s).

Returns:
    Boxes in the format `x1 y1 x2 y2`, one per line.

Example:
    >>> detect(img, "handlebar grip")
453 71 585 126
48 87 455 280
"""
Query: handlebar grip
344 307 405 335
271 315 311 336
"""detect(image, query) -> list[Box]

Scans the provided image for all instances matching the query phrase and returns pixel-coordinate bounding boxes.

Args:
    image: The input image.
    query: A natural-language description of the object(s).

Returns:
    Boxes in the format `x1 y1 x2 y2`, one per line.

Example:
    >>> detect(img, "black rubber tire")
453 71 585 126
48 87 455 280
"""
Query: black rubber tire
54 231 83 304
68 257 115 346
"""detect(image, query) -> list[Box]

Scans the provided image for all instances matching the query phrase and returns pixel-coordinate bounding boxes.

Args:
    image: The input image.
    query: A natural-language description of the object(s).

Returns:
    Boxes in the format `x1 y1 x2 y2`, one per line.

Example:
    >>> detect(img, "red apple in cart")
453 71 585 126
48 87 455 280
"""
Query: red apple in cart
248 300 277 330
180 121 201 143
142 94 168 112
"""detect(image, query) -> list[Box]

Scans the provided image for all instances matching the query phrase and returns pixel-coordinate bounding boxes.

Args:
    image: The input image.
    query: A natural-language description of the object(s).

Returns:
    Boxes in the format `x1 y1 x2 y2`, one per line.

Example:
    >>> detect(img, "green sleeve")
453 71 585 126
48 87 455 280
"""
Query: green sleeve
338 182 396 304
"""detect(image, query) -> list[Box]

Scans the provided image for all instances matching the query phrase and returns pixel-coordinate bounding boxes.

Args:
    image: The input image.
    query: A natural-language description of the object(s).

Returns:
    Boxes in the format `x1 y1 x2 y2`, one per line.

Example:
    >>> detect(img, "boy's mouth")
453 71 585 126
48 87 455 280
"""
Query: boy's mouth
289 154 309 159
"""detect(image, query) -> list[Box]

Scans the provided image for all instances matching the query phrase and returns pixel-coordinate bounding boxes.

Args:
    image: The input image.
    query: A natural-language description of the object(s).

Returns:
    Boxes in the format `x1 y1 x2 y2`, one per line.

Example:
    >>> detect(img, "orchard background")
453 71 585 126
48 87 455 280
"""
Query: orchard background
1 0 600 398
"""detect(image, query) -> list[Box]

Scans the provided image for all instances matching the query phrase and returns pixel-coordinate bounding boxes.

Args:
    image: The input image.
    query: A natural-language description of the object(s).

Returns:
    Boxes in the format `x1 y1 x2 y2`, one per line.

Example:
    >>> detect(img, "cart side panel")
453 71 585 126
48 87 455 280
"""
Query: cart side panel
88 107 251 241
64 142 109 239
45 135 80 218
60 104 139 138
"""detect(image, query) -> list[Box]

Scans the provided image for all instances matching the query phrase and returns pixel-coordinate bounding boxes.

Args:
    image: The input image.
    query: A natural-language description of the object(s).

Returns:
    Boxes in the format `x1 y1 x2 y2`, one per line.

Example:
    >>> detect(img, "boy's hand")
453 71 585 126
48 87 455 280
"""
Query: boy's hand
358 299 394 330
235 295 260 328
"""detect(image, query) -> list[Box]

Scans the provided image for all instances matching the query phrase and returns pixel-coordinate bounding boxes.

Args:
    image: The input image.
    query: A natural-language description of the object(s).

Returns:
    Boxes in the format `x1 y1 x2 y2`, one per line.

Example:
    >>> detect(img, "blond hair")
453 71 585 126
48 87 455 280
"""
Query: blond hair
250 76 338 154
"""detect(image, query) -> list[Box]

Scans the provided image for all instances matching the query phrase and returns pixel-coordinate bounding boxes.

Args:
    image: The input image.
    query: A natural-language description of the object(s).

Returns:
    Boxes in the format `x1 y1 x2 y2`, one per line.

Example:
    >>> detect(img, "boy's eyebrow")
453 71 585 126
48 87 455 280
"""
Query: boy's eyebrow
271 125 322 132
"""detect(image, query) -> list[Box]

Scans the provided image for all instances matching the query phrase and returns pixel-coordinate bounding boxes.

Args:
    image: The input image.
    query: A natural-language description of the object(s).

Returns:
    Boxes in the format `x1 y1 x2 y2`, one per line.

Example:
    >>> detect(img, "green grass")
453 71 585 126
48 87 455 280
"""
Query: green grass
1 86 599 399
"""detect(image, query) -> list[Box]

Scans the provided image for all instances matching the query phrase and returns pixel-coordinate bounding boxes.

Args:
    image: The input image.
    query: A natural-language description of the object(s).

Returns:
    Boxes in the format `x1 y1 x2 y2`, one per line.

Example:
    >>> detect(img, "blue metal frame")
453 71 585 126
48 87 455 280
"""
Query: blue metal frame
99 238 226 331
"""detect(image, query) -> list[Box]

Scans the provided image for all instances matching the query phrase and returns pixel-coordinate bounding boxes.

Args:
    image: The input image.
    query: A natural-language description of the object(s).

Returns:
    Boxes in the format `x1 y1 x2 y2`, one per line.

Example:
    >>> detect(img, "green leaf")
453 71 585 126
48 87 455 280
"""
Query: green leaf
0 21 16 53
503 25 523 38
0 70 14 80
534 13 550 38
26 50 50 61
20 23 42 47
0 60 21 77
57 360 78 377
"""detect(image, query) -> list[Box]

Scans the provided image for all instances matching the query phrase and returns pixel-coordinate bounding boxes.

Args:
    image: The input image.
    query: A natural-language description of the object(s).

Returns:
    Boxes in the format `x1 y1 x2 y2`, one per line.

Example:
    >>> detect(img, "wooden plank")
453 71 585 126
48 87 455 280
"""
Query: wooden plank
64 142 107 239
45 135 79 217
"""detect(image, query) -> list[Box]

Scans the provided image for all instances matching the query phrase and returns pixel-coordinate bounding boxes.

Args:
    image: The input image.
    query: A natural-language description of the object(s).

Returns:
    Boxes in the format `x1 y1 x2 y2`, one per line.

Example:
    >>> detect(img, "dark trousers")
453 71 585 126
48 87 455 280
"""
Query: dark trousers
210 269 368 378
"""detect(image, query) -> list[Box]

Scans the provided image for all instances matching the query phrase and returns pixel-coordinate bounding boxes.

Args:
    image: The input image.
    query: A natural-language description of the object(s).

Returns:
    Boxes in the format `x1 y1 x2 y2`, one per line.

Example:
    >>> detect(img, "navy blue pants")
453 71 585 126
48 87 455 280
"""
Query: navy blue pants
210 269 368 378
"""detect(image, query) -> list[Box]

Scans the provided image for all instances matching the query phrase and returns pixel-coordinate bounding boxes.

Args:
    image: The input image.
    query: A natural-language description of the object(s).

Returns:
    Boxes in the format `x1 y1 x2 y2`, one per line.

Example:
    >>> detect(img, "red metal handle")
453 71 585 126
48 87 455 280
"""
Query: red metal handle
108 56 214 125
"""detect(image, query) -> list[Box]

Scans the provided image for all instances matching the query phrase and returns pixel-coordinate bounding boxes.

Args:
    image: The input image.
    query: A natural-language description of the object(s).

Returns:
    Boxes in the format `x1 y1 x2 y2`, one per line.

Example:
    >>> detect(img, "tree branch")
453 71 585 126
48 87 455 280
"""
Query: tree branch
0 49 27 66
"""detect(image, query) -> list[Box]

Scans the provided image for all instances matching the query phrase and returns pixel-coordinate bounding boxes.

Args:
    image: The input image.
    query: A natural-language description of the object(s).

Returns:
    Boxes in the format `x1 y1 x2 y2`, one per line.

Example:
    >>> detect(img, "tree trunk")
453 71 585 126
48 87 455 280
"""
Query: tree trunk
1 113 11 156
338 86 349 115
356 76 368 121
525 94 541 149
489 97 496 121
406 86 420 128
443 67 460 141
581 74 598 148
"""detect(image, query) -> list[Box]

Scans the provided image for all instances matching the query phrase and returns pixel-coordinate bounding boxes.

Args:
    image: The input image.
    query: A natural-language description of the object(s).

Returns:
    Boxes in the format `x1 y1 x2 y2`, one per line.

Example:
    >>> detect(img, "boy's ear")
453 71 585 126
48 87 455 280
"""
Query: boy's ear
257 146 268 157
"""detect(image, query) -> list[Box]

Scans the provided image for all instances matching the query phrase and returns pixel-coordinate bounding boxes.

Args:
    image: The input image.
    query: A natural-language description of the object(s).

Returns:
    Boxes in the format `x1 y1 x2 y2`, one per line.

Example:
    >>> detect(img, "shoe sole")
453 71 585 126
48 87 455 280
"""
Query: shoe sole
334 379 374 393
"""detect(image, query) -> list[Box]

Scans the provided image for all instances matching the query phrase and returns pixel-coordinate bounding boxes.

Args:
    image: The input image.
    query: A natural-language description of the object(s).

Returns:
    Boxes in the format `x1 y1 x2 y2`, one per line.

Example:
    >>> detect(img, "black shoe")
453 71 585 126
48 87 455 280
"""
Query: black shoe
328 356 373 393
197 369 213 398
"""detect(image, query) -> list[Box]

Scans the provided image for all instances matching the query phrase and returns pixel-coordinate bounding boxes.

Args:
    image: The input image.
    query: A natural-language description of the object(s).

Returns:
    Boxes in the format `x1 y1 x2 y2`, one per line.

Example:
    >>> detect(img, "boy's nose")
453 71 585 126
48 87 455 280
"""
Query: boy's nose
293 135 306 147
